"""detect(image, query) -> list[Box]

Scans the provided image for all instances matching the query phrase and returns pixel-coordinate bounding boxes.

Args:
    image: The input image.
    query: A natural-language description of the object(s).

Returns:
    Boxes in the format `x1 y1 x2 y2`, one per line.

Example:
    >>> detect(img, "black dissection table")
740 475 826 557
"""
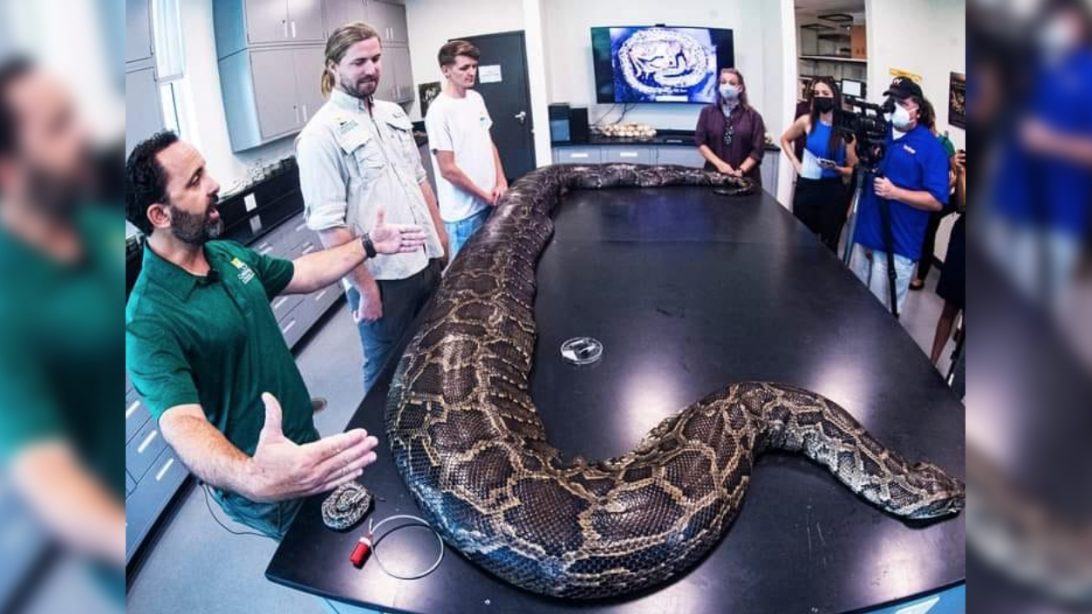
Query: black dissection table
266 186 965 613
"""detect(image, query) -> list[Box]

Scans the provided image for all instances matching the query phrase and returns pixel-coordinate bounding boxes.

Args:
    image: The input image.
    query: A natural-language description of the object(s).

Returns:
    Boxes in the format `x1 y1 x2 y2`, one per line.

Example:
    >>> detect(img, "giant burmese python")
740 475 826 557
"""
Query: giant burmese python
384 163 964 599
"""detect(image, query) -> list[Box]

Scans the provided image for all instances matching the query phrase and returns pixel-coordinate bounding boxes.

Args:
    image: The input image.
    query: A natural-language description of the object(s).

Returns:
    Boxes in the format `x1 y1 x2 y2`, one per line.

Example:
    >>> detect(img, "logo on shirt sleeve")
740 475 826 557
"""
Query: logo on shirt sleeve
230 257 255 284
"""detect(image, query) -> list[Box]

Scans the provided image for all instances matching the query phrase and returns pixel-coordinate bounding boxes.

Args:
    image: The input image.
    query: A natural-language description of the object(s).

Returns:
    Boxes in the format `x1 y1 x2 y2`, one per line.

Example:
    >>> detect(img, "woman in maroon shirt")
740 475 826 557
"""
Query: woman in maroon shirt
694 68 768 188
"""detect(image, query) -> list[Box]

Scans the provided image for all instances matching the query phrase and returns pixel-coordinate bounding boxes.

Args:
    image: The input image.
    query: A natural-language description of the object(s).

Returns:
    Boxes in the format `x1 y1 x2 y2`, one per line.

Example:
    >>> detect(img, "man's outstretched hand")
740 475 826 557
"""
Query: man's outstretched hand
370 207 428 255
245 393 379 502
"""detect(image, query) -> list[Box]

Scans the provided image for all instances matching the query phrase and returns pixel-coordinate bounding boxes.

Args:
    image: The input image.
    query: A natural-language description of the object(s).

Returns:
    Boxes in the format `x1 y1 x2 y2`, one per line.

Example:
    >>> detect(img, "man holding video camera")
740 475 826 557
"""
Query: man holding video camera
849 77 950 314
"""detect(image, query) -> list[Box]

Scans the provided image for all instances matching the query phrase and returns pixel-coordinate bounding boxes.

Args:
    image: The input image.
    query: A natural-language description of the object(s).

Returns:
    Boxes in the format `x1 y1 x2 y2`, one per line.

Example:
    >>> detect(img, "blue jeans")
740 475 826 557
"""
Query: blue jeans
850 243 916 314
345 260 442 394
443 207 491 261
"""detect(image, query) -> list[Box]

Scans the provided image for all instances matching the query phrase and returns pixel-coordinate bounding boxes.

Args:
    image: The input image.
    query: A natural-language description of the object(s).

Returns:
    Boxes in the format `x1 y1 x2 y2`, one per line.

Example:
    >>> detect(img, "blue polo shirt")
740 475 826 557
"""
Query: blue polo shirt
854 125 950 260
993 47 1092 234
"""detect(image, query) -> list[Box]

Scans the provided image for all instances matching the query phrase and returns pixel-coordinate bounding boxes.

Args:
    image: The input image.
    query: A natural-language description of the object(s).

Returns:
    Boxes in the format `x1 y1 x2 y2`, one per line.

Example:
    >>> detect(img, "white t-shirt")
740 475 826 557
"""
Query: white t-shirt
425 90 497 222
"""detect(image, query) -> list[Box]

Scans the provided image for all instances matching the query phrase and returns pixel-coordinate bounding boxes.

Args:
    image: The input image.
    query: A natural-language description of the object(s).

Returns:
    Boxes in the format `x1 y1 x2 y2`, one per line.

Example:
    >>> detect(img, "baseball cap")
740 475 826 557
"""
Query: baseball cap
883 76 923 100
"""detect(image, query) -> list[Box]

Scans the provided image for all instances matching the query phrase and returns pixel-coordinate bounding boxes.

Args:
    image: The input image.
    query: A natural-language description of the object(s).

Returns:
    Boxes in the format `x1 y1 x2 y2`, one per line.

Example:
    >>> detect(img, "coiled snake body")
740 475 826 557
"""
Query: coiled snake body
385 164 964 599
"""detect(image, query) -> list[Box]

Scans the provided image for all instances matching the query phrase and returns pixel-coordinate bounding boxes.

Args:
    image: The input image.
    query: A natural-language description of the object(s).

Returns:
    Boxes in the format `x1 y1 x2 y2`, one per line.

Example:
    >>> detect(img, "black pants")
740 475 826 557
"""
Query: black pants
916 208 953 280
346 259 442 393
792 176 847 253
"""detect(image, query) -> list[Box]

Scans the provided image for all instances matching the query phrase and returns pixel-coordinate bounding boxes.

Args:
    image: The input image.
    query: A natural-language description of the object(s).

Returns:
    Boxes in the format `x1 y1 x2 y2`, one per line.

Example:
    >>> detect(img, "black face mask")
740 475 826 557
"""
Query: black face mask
813 97 835 113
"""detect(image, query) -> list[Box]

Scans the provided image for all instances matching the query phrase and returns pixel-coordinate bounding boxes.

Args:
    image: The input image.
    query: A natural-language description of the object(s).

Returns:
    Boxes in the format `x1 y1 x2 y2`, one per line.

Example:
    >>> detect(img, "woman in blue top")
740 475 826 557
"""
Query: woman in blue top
780 77 857 251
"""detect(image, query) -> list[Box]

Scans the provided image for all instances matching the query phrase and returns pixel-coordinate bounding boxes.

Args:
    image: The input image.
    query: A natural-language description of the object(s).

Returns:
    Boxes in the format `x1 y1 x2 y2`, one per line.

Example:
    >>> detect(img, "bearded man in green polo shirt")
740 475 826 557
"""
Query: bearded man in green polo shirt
125 131 427 539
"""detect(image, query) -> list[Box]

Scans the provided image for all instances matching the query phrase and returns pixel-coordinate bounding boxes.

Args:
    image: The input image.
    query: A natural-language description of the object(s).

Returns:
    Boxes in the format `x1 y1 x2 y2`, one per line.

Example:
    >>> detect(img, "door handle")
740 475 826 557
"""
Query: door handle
283 20 288 38
291 21 297 38
302 103 308 121
514 111 527 124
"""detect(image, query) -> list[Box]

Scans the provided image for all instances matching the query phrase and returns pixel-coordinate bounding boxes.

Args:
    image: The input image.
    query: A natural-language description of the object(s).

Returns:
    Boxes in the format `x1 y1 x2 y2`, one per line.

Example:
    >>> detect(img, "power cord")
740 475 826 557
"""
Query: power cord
202 482 269 539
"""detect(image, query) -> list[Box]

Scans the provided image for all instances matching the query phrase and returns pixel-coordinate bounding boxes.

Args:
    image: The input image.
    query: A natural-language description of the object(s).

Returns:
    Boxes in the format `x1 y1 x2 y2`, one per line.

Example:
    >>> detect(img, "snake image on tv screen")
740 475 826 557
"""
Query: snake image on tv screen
591 26 735 104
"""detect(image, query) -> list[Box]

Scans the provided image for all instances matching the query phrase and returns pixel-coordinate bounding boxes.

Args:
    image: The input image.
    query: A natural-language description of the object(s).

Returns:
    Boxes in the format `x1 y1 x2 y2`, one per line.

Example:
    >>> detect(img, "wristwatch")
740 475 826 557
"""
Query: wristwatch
361 232 377 258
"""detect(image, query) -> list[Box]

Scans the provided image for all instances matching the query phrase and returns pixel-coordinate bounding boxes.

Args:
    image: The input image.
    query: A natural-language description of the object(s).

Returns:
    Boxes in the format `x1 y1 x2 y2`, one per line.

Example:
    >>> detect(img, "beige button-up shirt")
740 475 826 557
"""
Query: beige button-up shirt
296 89 444 281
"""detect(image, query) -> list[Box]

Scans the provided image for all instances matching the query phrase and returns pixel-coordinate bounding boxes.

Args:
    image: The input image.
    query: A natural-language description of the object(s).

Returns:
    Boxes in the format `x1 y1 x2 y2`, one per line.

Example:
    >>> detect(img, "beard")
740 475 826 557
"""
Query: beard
170 200 222 246
25 156 95 220
340 74 378 100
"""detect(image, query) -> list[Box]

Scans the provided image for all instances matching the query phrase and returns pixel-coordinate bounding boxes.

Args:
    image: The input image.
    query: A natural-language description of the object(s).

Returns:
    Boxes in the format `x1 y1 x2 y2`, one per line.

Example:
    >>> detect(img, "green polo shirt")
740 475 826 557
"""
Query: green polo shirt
0 208 124 500
125 240 319 480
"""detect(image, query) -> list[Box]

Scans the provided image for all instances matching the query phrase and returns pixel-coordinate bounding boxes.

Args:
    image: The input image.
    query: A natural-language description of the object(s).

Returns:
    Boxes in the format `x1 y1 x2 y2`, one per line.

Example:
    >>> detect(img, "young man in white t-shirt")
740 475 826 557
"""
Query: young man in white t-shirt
424 40 508 259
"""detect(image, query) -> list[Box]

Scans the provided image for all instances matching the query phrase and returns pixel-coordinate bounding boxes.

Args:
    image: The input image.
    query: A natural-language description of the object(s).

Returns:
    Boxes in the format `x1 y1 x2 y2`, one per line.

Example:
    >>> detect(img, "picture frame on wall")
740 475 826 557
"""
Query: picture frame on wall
949 72 965 129
418 82 442 118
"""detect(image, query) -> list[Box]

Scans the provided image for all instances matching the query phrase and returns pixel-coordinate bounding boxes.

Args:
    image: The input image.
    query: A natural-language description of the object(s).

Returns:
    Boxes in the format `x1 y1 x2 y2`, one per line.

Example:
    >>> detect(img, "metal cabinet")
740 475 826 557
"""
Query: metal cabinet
655 146 705 168
219 44 326 151
125 0 154 64
125 66 165 156
325 0 367 31
552 147 602 164
292 44 327 124
125 388 151 444
384 45 414 104
126 419 168 482
601 146 653 164
251 47 303 141
217 0 327 56
286 0 326 42
367 0 409 46
126 447 187 561
242 0 291 45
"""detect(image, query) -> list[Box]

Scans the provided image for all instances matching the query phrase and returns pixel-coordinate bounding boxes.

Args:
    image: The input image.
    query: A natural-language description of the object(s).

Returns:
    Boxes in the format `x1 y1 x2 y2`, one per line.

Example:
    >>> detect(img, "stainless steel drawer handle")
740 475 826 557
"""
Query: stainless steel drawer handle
570 153 589 159
137 430 158 454
302 244 316 255
314 290 327 302
282 321 296 334
155 458 175 482
273 297 288 309
619 152 639 158
126 400 141 418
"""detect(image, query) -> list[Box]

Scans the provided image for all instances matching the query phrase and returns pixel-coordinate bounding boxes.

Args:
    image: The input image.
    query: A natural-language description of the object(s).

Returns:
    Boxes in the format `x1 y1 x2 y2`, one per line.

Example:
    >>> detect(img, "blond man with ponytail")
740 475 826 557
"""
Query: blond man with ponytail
296 22 449 394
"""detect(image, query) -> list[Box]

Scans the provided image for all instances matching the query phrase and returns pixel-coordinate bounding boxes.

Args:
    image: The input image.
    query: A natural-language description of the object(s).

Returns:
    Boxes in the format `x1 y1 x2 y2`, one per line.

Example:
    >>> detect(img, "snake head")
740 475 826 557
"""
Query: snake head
904 461 966 519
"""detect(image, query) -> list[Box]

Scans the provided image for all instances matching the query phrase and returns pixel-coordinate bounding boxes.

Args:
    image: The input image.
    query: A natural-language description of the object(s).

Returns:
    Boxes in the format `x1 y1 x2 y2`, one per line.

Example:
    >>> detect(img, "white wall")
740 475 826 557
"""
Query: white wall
178 0 298 193
866 0 965 261
403 0 526 122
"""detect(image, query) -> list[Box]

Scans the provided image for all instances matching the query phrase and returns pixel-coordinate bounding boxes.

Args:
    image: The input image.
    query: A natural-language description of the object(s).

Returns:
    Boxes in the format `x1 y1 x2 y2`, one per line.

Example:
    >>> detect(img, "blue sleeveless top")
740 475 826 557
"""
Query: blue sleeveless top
804 120 846 179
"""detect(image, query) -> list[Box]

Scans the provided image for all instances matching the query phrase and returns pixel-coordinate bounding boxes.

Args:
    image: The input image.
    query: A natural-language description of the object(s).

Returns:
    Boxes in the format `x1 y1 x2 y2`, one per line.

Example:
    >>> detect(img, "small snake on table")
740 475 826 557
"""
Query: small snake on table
384 163 965 599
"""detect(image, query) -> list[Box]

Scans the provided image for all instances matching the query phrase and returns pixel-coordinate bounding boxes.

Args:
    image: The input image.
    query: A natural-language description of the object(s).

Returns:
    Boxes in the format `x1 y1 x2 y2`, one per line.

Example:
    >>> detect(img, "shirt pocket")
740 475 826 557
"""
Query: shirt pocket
383 114 420 169
336 126 385 184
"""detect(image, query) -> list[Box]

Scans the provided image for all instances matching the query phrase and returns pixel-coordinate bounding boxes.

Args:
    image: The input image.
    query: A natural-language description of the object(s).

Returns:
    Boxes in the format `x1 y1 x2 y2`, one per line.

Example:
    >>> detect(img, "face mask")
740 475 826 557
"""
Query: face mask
719 84 740 101
813 96 834 113
891 104 914 131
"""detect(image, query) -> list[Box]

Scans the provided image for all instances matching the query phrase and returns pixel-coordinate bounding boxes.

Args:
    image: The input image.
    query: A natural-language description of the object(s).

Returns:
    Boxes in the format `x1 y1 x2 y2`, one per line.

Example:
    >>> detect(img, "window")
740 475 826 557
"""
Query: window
150 0 196 144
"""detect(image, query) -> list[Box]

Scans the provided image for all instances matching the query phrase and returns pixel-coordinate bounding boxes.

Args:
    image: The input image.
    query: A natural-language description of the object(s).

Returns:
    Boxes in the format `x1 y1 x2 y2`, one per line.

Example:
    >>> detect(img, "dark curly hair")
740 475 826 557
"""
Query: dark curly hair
125 131 179 234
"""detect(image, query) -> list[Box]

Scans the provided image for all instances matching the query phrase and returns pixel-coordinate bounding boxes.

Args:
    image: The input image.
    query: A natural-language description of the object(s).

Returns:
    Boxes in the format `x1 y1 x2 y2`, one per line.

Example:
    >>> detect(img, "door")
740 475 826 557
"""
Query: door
293 45 327 123
286 0 325 42
454 31 536 181
250 48 302 139
245 0 289 44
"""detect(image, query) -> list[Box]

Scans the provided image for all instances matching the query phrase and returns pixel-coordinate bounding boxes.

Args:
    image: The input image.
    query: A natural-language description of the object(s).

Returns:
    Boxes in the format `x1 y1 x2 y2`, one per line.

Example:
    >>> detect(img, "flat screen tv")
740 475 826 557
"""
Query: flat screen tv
591 25 735 104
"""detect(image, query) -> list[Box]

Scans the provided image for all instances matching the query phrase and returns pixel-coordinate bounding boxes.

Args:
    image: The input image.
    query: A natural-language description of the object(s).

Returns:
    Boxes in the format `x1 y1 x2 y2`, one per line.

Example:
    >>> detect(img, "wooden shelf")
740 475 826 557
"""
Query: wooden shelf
800 55 867 64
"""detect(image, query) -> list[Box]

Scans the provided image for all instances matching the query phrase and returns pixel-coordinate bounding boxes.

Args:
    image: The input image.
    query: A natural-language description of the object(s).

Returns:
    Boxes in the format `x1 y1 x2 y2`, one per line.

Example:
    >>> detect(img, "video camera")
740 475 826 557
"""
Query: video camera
833 97 896 172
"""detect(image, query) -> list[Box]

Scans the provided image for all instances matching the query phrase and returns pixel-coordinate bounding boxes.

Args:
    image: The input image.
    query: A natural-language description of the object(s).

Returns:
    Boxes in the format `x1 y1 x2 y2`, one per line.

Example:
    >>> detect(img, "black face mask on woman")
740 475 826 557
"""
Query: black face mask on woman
813 96 835 113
